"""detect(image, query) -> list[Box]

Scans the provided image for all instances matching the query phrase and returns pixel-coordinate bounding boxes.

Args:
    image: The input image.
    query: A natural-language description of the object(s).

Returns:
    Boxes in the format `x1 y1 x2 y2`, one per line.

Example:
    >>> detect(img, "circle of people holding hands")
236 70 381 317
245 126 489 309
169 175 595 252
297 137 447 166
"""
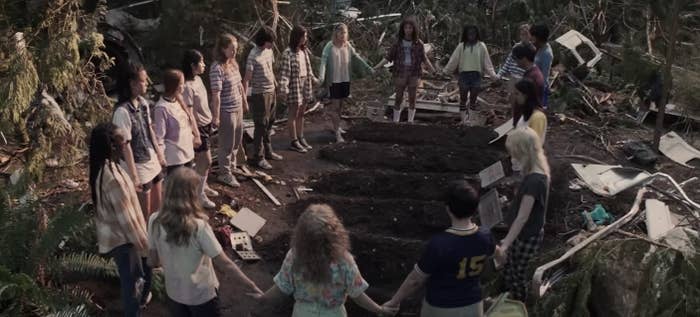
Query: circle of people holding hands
90 17 553 317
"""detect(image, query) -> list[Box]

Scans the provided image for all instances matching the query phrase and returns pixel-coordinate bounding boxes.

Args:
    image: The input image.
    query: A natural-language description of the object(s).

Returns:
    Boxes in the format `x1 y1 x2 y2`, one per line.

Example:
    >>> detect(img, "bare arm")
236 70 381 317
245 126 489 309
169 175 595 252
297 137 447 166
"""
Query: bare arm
121 144 141 186
351 292 393 316
243 70 253 97
386 268 428 307
443 44 461 74
501 195 535 249
373 58 389 70
258 284 287 302
210 92 221 128
212 252 262 295
240 85 249 113
482 43 498 78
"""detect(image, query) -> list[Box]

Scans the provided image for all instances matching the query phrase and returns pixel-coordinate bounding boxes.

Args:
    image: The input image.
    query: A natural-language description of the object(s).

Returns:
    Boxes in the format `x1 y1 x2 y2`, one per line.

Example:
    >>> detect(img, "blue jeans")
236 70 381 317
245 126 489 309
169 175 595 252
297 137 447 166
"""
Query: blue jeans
110 243 152 317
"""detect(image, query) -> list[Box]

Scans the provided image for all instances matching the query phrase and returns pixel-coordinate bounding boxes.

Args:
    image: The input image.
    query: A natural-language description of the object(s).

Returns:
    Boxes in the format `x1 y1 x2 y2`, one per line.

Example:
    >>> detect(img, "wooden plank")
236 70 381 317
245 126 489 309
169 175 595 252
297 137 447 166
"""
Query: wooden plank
240 166 282 206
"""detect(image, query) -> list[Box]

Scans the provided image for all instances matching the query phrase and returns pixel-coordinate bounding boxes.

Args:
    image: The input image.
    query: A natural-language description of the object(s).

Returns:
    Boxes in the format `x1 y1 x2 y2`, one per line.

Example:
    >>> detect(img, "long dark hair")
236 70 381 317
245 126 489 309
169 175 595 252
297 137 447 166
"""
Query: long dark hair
181 49 203 81
461 25 480 49
398 17 419 43
116 63 146 104
515 79 542 122
89 123 125 204
289 25 308 52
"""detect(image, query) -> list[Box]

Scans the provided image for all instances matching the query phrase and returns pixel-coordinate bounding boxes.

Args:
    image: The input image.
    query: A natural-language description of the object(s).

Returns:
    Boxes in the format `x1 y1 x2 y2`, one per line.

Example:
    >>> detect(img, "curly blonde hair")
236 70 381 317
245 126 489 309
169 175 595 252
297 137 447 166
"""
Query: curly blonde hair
154 167 208 246
291 204 350 284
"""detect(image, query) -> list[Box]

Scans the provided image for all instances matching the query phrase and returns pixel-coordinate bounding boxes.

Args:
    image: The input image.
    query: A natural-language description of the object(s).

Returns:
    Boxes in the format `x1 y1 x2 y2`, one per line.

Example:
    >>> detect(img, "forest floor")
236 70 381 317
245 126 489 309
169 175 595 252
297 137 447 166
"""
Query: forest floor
23 78 700 316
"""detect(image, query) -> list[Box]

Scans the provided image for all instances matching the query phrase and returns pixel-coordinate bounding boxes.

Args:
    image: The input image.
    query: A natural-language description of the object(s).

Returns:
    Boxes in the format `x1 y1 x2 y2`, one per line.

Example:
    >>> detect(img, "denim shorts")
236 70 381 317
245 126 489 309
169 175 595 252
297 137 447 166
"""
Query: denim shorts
458 71 482 90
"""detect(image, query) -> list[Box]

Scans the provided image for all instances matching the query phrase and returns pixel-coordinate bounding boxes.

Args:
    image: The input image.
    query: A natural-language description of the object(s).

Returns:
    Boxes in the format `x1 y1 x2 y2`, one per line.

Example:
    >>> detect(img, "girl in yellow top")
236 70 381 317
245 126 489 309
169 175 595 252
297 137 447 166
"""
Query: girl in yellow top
443 25 498 125
513 79 547 143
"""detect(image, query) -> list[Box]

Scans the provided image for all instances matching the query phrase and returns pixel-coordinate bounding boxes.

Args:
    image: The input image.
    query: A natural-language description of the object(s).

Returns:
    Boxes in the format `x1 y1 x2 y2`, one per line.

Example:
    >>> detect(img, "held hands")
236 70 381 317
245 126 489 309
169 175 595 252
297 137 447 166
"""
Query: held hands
193 136 202 149
245 285 264 301
380 299 400 316
494 243 509 266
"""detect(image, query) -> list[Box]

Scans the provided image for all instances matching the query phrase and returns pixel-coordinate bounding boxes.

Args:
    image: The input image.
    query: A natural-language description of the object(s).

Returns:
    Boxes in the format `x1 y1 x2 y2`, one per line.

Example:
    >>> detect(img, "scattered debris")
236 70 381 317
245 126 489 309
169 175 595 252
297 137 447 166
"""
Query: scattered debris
622 141 659 166
218 204 237 218
571 164 651 197
489 119 514 144
229 207 266 237
658 131 700 168
230 232 261 261
533 188 647 297
240 166 282 206
478 188 503 229
661 227 699 257
644 199 675 240
60 179 80 189
554 30 603 68
479 161 505 188
9 168 24 185
568 178 585 190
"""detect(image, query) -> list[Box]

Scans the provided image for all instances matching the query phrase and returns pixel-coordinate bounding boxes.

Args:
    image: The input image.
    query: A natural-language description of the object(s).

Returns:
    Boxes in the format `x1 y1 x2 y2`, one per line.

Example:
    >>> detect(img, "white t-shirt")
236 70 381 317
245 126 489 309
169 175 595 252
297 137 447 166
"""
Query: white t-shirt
298 50 308 77
112 105 162 184
153 98 195 166
183 76 212 127
331 44 350 83
148 212 223 305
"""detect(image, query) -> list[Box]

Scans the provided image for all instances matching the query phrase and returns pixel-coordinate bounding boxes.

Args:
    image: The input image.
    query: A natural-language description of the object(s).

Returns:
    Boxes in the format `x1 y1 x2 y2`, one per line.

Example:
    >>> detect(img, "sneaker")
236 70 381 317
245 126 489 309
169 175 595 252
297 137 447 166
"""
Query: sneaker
335 132 345 143
217 173 240 187
299 138 312 150
265 151 283 161
201 195 216 209
290 140 308 153
256 159 273 170
204 185 219 197
140 291 152 309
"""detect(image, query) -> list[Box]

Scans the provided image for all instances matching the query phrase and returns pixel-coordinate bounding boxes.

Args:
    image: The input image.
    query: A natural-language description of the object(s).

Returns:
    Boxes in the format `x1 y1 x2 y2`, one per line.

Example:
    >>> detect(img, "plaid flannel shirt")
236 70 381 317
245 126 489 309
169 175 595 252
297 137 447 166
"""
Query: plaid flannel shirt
278 48 315 106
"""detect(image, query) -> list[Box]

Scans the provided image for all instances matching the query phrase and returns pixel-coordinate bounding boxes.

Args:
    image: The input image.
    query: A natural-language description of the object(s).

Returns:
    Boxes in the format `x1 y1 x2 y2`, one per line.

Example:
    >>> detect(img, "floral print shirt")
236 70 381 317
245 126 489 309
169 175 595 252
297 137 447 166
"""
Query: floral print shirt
273 250 369 308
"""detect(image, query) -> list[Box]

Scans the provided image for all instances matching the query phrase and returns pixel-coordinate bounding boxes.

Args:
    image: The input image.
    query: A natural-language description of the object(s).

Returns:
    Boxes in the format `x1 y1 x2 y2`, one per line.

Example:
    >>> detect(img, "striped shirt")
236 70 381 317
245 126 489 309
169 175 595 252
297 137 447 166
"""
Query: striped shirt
498 43 534 79
246 46 276 94
95 161 149 256
209 62 243 111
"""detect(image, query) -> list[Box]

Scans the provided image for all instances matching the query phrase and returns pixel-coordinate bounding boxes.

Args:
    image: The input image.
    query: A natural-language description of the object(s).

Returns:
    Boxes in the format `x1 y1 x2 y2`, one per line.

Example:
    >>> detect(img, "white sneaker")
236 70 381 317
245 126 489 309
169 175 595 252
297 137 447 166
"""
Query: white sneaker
204 186 219 197
335 131 345 143
201 195 216 209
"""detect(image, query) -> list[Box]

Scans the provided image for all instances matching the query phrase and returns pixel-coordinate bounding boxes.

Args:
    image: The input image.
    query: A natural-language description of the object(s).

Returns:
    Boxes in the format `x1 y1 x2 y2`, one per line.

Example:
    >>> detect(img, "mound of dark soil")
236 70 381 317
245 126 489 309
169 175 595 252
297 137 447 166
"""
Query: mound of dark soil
347 121 499 147
313 170 475 201
287 196 449 240
320 142 506 173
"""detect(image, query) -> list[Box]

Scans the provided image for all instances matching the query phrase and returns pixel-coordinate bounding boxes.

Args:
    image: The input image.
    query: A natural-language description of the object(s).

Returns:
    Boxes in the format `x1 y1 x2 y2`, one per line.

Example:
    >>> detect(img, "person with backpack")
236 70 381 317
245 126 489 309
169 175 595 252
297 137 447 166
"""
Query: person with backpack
89 123 152 316
318 23 374 142
112 63 165 220
443 25 499 125
210 33 247 188
278 25 318 153
383 181 495 317
373 17 436 123
148 168 263 316
182 49 219 209
253 204 398 316
153 69 201 175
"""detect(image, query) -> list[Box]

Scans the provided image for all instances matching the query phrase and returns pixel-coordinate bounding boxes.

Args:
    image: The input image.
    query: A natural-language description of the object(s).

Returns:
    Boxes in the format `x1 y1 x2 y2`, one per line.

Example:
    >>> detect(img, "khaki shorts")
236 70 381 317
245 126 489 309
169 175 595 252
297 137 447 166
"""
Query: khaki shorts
420 299 484 317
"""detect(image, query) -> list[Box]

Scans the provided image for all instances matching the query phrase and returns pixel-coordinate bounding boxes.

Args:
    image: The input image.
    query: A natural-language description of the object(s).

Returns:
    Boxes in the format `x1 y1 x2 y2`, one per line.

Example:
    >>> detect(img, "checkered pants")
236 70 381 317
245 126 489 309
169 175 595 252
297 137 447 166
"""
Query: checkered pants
503 231 543 302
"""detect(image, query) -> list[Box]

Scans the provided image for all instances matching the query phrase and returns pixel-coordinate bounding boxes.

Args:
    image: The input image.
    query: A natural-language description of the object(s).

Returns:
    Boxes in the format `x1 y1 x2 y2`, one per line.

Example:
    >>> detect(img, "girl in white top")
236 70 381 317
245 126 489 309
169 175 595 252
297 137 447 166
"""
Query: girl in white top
148 168 263 316
153 69 201 173
182 49 218 209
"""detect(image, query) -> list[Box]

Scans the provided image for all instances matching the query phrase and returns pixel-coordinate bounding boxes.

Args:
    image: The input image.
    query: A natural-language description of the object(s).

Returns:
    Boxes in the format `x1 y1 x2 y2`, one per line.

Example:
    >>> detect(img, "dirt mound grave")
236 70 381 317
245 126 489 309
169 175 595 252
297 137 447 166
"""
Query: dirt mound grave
346 121 498 147
351 233 426 285
287 196 450 240
320 142 506 173
312 170 475 201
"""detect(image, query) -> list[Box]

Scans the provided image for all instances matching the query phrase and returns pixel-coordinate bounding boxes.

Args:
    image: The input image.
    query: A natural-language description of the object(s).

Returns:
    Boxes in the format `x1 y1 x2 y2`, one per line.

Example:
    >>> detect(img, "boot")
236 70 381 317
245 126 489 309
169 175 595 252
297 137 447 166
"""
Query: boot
407 109 416 123
392 108 402 123
335 129 345 143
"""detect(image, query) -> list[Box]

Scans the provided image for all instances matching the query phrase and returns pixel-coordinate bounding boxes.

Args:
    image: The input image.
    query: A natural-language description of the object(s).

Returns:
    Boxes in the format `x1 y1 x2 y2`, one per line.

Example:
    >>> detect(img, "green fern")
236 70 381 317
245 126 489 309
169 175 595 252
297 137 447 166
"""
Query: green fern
45 304 90 317
51 252 118 284
30 206 90 274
